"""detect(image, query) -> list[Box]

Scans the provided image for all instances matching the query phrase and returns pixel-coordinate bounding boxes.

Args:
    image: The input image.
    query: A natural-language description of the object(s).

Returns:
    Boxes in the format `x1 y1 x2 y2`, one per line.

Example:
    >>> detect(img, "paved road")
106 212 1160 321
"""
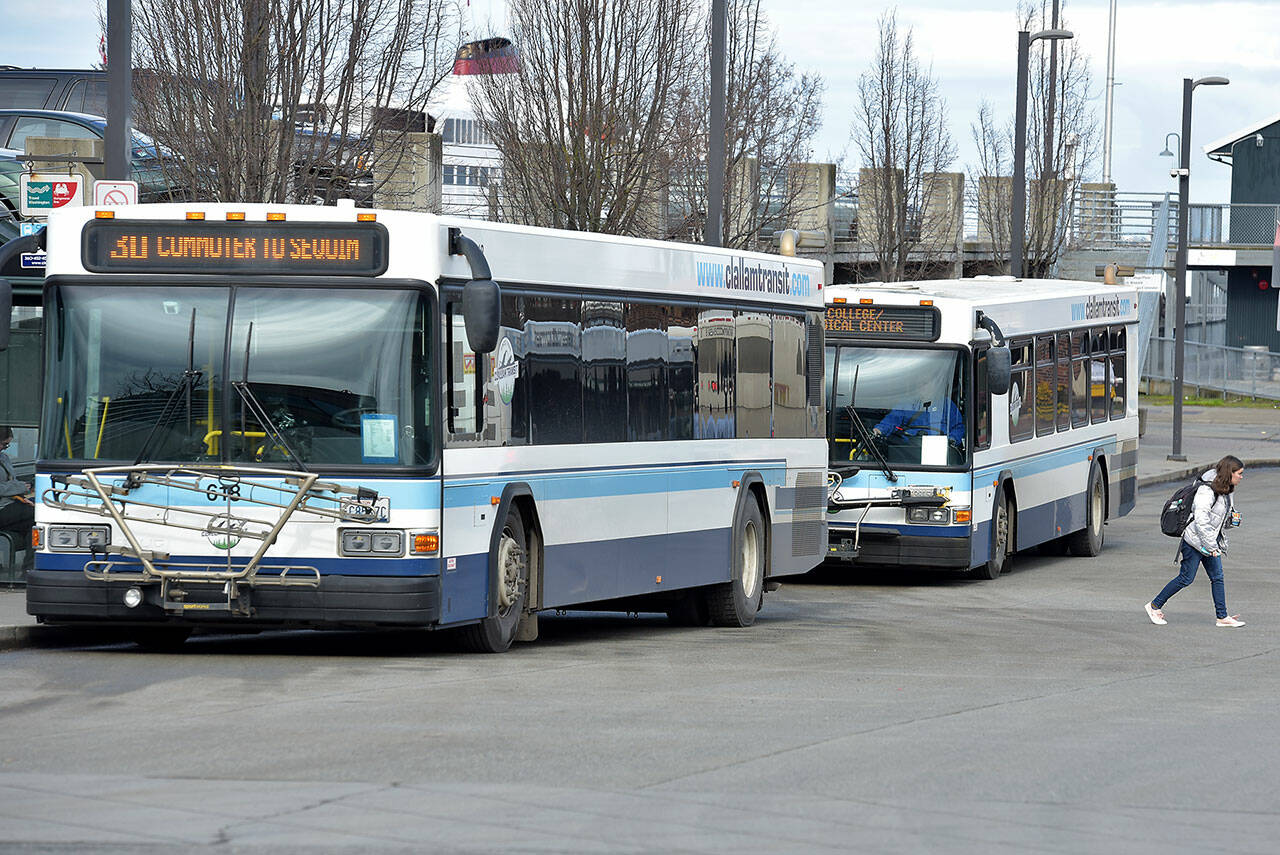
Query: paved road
1 471 1279 853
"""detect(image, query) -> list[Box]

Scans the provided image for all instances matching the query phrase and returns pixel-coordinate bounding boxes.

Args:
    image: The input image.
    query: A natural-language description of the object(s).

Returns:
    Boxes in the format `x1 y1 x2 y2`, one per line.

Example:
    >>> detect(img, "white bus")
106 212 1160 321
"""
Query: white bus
6 202 828 651
823 277 1139 579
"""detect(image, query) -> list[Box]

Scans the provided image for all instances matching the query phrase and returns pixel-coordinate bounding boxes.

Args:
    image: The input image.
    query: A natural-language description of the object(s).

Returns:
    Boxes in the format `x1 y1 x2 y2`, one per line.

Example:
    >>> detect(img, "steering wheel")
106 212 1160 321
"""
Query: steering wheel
331 407 378 430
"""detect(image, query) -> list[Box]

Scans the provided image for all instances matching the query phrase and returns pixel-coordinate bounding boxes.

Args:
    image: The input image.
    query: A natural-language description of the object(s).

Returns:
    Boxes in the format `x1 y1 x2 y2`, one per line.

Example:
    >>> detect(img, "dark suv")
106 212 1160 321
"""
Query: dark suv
0 68 106 114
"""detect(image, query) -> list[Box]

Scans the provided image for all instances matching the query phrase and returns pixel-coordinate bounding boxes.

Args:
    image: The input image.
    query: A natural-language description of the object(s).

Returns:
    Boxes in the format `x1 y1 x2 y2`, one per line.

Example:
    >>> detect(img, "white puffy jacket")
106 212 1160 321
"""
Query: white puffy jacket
1182 469 1234 556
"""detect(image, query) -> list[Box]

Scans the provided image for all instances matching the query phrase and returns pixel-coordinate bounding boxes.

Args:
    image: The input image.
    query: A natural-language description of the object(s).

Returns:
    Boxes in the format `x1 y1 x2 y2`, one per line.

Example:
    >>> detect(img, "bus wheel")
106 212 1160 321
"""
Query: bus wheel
977 488 1011 580
1068 463 1105 557
461 513 528 653
708 499 765 627
130 626 192 652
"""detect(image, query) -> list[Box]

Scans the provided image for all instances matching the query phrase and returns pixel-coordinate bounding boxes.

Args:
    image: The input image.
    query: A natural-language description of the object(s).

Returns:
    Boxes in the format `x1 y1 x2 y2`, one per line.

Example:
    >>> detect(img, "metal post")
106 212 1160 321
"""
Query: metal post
1102 0 1117 184
1010 30 1030 278
705 0 727 247
1169 78 1192 461
105 0 133 180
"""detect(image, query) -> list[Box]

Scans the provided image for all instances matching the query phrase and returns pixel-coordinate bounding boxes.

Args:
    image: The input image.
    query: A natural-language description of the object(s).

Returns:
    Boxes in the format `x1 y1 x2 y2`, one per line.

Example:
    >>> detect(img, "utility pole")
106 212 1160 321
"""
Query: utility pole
105 0 132 180
705 0 727 247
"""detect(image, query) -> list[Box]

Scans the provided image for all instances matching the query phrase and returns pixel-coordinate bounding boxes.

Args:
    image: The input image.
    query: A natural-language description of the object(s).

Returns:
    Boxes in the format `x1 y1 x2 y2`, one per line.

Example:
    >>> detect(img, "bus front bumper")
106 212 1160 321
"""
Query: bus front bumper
25 569 441 628
827 529 970 568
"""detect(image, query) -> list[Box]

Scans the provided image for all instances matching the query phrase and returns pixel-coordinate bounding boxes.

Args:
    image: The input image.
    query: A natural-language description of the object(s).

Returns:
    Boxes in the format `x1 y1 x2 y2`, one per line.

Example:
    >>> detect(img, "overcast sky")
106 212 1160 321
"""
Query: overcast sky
7 0 1275 203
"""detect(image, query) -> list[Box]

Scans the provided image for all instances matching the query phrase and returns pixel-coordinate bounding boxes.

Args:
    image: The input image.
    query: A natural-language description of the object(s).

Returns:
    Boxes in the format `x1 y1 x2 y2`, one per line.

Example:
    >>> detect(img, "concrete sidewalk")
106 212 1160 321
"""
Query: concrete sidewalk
3 402 1277 649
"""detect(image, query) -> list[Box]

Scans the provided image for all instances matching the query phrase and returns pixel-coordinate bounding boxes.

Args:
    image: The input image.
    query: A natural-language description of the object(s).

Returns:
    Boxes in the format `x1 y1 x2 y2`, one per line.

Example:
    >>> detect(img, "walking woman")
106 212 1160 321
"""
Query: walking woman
1145 455 1246 627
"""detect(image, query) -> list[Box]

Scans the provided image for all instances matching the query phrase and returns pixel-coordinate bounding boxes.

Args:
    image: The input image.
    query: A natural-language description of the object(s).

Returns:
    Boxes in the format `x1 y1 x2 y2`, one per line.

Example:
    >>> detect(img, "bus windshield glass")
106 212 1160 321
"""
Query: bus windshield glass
826 345 967 468
41 285 432 468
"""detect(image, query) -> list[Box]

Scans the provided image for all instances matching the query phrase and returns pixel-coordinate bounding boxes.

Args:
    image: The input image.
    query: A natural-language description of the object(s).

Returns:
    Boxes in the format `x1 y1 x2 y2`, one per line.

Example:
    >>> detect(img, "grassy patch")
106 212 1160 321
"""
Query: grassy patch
1140 394 1280 409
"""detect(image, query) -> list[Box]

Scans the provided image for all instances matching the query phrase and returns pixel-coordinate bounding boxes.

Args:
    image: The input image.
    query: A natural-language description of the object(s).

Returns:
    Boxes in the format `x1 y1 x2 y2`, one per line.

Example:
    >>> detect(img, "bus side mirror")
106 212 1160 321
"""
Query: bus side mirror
462 278 500 354
987 345 1011 396
0 278 11 352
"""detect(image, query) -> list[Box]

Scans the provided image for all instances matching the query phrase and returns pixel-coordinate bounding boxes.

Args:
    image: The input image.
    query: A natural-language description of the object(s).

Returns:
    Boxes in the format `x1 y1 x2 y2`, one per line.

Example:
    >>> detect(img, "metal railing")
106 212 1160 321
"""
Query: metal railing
1144 337 1280 400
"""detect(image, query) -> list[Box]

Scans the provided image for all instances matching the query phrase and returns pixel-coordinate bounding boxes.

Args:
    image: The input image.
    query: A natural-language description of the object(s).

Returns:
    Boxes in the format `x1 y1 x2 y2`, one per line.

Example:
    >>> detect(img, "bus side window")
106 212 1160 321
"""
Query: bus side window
1090 328 1109 423
1109 325 1126 419
1070 330 1089 427
974 348 991 450
1008 338 1034 442
1035 334 1056 437
1055 332 1071 431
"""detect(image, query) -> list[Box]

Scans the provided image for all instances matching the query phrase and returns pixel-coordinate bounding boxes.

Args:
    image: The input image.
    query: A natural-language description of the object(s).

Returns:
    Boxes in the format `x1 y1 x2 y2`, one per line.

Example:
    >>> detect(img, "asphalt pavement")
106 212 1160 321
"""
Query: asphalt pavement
2 402 1277 649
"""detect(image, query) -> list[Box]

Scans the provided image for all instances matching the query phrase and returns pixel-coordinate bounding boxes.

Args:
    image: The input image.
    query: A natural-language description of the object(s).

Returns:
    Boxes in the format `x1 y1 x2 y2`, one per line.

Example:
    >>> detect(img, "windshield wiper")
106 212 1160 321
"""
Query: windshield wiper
134 308 201 465
232 323 308 471
844 365 896 483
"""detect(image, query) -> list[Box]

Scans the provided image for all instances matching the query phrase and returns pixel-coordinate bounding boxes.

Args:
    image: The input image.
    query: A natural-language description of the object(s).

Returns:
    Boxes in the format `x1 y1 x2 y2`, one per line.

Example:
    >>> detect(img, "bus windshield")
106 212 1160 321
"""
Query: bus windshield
41 285 432 468
826 345 967 468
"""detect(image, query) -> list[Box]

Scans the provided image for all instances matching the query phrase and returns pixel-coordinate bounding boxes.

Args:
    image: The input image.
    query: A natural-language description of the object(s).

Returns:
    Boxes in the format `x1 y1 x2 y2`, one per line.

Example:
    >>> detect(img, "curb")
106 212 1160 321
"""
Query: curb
1135 459 1280 490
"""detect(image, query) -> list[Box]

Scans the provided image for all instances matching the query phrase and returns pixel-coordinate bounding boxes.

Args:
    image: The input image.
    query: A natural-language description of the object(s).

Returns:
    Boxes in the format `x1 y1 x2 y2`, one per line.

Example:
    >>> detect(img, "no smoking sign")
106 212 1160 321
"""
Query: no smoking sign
93 179 139 206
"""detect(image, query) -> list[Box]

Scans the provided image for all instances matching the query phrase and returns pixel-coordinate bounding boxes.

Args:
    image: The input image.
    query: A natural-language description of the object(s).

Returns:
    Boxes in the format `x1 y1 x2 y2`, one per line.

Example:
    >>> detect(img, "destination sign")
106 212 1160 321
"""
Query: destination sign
824 304 940 341
82 220 389 275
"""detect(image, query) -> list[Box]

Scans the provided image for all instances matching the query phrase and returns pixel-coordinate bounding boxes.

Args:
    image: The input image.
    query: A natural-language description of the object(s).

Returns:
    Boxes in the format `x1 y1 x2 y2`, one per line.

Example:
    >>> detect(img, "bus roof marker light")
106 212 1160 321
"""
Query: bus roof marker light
186 212 205 220
267 212 286 221
920 300 933 306
357 213 377 222
227 212 245 221
94 210 114 219
832 297 846 304
859 298 874 305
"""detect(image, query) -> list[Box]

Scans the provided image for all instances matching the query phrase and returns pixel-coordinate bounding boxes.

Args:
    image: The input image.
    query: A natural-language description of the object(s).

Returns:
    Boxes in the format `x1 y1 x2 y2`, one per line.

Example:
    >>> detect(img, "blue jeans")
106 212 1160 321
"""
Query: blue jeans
1153 542 1227 619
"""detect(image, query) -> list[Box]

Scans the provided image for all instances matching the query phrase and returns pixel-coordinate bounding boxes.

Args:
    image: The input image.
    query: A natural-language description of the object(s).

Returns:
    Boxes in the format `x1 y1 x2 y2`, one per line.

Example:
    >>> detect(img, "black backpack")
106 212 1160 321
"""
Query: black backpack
1159 480 1201 537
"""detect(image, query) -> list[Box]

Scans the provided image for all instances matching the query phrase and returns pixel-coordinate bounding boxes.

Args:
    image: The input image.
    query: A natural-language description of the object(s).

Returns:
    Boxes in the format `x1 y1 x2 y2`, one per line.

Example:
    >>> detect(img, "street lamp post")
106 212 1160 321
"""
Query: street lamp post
1169 75 1229 461
1010 28 1073 278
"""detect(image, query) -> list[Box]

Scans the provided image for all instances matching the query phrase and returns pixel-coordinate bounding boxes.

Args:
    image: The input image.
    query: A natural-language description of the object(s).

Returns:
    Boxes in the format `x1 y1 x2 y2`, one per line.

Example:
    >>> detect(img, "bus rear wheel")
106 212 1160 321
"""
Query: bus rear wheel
708 499 765 627
460 513 528 653
1067 463 1105 557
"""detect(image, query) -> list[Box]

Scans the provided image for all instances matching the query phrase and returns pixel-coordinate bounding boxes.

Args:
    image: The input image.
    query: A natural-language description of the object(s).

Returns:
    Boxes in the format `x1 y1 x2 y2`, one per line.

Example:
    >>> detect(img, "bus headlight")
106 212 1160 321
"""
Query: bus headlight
339 529 404 557
123 587 144 608
907 507 951 524
48 525 111 551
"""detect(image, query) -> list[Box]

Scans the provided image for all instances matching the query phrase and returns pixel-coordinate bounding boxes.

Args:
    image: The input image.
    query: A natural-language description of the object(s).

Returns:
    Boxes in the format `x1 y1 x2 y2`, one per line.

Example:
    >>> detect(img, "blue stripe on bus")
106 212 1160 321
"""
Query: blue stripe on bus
973 437 1117 480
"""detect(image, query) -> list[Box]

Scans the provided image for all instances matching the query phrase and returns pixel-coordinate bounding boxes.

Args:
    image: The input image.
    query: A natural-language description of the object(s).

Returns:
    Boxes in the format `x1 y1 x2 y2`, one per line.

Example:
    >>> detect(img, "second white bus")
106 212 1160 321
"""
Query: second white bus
823 277 1139 578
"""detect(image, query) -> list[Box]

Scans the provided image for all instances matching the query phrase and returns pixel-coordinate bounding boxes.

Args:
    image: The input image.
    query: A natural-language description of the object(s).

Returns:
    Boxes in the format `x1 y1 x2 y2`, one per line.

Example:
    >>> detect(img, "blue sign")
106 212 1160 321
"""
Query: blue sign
19 222 46 237
19 252 46 270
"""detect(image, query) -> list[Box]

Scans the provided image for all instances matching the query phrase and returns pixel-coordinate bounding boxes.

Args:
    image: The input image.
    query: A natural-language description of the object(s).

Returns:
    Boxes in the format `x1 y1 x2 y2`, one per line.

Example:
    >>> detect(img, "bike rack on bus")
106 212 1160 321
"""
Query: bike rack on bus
41 464 380 615
826 479 951 559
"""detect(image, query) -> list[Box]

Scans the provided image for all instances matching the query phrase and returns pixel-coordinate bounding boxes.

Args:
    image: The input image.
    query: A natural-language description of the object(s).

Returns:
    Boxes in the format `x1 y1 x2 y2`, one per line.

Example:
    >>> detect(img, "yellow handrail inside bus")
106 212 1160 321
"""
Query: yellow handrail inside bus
57 397 71 459
93 397 111 459
203 429 267 456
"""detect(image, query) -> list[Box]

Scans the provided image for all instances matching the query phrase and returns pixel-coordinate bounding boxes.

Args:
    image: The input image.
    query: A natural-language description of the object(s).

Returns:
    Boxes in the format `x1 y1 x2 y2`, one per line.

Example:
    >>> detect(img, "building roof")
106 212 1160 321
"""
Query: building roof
1204 110 1280 163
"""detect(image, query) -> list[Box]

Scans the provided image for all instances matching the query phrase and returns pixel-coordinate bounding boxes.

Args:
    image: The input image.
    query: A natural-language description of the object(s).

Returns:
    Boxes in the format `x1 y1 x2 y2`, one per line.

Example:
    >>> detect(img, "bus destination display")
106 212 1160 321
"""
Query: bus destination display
82 220 389 275
824 304 939 341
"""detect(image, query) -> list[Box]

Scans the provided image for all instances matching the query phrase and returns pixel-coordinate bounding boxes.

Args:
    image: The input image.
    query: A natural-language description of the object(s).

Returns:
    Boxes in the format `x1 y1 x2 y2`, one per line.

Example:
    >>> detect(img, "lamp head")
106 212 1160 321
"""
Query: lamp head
1193 76 1230 88
1031 28 1074 42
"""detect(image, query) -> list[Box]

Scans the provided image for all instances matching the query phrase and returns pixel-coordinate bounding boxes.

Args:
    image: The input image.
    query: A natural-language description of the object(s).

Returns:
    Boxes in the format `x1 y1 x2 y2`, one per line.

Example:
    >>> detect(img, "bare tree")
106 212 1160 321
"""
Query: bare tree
969 1 1099 277
470 0 697 235
666 0 824 248
129 0 459 204
849 11 957 282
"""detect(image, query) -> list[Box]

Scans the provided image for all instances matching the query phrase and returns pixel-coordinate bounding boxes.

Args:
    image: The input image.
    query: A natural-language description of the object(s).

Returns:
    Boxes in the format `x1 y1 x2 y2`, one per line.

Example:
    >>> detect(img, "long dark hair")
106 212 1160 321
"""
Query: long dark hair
1210 455 1244 495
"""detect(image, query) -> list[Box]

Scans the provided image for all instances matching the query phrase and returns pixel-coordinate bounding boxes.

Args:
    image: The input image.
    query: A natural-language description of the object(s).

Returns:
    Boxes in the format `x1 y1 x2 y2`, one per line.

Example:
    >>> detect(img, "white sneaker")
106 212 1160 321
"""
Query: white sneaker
1216 615 1246 627
1145 602 1167 625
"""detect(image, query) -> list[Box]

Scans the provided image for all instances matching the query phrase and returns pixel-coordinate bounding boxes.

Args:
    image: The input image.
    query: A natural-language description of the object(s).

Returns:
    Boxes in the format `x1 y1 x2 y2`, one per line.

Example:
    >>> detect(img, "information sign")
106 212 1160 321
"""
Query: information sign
19 173 83 217
81 219 390 276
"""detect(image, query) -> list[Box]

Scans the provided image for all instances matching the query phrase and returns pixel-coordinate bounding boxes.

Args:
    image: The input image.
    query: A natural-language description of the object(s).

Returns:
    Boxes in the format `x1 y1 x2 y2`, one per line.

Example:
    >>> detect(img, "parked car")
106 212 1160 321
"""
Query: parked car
0 108 191 206
0 67 106 114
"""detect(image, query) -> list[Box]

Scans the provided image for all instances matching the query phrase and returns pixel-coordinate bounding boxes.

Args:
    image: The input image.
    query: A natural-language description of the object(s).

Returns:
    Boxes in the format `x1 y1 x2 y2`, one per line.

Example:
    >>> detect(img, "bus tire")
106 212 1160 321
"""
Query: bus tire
977 487 1012 580
460 513 528 653
130 626 192 652
1067 463 1105 557
708 499 765 627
